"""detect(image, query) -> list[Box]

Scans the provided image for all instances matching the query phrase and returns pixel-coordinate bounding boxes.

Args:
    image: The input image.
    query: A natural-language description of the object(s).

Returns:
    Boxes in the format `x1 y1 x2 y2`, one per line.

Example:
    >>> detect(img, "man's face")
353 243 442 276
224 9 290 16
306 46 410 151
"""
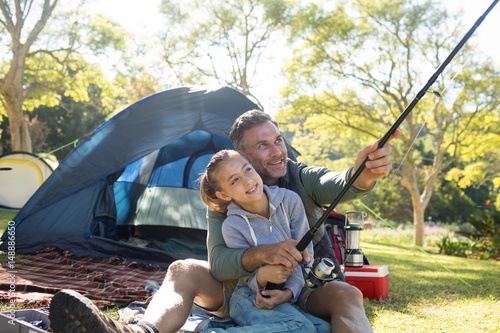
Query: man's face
239 120 288 186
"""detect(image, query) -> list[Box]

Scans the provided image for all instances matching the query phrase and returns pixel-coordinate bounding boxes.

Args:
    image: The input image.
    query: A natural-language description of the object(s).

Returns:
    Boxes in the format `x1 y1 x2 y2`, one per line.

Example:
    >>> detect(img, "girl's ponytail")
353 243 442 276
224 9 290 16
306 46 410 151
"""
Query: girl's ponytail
200 149 238 213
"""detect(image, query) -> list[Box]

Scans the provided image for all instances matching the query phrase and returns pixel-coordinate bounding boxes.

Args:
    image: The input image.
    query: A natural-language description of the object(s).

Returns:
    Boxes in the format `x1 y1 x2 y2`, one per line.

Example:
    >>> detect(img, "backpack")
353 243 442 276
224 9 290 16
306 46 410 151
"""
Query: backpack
324 211 370 266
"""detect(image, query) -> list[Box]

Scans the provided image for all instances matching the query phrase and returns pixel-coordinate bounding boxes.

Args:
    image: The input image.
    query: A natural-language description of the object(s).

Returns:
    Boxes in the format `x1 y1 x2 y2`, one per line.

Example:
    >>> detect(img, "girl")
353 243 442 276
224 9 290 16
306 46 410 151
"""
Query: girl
200 149 330 333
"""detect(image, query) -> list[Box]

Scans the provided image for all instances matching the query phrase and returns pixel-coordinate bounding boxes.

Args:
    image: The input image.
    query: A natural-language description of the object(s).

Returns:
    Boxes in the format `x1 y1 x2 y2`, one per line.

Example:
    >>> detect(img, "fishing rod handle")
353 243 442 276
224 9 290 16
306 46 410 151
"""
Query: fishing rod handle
265 231 315 290
296 230 315 252
264 281 284 291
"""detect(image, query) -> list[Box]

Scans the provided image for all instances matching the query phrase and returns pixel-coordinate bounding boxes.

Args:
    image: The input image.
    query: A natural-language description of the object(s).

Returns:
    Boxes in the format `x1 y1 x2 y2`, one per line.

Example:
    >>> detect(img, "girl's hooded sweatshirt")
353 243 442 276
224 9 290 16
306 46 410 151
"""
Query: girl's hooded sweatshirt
221 185 314 304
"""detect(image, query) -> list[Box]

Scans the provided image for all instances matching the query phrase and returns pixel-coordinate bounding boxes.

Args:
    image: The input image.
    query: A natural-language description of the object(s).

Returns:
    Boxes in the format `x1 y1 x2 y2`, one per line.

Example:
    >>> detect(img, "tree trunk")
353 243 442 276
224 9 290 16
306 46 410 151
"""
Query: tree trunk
1 62 32 152
401 162 427 246
8 109 32 152
413 202 425 246
0 0 58 153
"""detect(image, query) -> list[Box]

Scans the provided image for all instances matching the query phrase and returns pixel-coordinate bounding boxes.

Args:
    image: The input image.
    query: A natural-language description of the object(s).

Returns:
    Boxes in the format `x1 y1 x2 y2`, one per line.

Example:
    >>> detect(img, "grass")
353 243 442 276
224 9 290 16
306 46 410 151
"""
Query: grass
362 228 500 333
0 209 16 228
0 209 499 332
0 209 17 262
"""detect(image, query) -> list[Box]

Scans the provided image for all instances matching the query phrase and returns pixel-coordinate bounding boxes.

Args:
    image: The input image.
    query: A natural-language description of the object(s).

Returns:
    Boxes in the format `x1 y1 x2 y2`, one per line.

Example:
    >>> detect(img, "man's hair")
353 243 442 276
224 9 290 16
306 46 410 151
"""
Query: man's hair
229 110 279 150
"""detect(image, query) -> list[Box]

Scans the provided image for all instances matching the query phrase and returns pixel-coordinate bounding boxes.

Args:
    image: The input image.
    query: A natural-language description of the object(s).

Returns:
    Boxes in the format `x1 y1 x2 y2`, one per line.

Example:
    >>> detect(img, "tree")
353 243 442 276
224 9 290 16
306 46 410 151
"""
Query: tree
279 0 500 245
0 0 58 152
28 84 112 161
158 0 295 108
0 0 127 152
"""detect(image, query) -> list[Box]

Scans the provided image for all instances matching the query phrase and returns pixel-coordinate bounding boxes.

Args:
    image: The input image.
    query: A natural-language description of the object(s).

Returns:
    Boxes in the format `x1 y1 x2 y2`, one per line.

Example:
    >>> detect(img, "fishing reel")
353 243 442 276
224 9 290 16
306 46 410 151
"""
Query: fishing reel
305 257 337 289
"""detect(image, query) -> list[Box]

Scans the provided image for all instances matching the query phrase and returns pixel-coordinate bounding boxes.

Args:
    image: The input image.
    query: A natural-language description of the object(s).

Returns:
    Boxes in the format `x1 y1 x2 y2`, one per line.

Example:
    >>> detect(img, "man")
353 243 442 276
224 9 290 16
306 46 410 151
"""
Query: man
50 110 399 333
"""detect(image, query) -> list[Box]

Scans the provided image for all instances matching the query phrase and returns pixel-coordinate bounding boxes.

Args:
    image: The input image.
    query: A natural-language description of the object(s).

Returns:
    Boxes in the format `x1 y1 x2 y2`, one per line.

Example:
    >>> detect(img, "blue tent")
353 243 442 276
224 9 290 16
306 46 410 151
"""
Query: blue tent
0 86 295 266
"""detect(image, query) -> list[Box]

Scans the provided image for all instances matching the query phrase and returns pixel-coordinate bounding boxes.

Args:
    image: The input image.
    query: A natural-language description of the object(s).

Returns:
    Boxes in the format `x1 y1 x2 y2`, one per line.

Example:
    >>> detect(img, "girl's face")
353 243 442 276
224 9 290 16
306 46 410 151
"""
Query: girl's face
215 154 264 206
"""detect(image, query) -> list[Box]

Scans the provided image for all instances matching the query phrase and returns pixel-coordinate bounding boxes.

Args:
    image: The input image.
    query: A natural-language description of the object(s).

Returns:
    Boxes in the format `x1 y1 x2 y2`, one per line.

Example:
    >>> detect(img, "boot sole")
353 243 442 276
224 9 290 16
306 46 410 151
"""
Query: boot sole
49 289 107 333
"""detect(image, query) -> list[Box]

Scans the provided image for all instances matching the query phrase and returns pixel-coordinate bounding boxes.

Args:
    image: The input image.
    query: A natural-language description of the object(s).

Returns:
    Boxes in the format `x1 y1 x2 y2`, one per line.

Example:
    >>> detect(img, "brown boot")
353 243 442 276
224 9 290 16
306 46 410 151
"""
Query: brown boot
49 289 157 333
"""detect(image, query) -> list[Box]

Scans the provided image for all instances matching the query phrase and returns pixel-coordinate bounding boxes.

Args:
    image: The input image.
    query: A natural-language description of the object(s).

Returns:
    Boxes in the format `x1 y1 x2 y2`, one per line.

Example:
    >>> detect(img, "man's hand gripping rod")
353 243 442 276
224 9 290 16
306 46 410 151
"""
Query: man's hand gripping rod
266 0 498 290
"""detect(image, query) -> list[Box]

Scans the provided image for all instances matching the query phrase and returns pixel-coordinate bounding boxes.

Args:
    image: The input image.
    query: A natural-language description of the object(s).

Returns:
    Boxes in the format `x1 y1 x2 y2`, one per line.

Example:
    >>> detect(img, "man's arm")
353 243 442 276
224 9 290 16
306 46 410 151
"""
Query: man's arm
300 166 372 206
242 241 305 271
207 209 306 281
207 209 248 281
300 131 400 199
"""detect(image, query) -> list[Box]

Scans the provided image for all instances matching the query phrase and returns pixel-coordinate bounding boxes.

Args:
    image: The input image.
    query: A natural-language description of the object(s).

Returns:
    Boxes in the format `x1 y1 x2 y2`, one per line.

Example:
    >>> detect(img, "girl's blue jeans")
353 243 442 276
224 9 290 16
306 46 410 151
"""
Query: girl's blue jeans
202 285 331 333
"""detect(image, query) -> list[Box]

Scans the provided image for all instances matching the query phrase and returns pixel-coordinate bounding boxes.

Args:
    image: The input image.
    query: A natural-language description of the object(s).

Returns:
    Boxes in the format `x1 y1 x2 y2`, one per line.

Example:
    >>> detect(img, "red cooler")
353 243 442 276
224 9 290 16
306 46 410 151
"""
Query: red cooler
344 265 389 300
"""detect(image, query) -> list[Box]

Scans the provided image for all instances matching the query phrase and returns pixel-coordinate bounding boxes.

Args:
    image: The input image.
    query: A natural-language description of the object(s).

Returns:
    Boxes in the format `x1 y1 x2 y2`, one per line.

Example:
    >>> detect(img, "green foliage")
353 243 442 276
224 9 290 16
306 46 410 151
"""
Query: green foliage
22 54 119 113
462 209 500 259
0 1 134 155
436 209 500 260
277 110 368 171
0 0 131 152
445 105 500 199
464 210 500 238
1 74 127 159
436 235 475 258
27 85 116 160
85 13 129 53
426 180 477 223
279 0 500 246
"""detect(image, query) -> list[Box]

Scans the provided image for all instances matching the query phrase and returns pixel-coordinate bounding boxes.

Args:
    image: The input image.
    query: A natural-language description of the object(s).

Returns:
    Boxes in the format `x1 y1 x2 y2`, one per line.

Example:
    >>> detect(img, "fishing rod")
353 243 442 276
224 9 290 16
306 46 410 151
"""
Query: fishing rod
294 0 499 254
266 0 499 291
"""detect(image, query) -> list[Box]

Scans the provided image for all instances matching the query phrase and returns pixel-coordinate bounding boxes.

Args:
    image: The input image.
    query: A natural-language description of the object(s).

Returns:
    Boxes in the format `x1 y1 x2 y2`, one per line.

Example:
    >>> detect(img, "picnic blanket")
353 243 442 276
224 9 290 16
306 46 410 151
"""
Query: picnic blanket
0 248 168 307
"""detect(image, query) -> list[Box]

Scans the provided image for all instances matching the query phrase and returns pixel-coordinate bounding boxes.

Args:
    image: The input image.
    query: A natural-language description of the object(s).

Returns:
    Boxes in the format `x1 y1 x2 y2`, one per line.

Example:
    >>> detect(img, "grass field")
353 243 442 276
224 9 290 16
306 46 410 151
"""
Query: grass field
0 209 17 262
0 209 499 332
0 209 15 229
361 238 499 332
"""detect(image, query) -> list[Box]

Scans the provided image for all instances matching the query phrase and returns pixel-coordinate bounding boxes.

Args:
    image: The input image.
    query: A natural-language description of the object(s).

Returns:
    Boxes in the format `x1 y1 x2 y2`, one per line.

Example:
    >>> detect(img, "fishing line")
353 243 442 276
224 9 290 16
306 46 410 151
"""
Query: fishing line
294 0 498 255
355 60 473 287
370 60 469 215
344 21 472 271
357 200 472 287
370 95 439 214
267 0 499 290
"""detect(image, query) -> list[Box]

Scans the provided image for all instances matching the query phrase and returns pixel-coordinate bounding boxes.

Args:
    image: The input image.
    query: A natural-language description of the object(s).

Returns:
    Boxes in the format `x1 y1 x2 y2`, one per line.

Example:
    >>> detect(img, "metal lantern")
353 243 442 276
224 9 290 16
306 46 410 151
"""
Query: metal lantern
344 211 366 268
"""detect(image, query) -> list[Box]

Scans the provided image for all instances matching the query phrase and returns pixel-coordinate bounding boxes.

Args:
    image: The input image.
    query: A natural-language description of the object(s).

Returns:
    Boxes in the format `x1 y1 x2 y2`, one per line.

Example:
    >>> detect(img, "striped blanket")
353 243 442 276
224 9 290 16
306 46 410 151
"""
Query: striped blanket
0 248 168 307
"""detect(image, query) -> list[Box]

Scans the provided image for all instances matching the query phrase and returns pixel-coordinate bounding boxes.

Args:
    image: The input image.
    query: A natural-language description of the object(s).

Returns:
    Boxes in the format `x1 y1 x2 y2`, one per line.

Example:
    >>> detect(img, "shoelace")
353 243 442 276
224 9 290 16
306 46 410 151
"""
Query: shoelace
137 321 160 333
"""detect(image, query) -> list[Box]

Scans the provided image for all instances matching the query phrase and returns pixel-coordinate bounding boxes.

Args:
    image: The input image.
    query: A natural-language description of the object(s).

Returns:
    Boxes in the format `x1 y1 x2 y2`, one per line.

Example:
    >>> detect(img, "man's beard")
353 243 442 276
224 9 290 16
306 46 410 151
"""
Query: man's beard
253 162 286 185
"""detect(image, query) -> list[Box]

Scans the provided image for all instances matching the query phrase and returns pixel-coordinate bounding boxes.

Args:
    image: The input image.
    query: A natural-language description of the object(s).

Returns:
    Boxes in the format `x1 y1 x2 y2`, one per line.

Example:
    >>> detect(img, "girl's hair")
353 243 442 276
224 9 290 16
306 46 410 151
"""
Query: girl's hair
200 149 240 213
